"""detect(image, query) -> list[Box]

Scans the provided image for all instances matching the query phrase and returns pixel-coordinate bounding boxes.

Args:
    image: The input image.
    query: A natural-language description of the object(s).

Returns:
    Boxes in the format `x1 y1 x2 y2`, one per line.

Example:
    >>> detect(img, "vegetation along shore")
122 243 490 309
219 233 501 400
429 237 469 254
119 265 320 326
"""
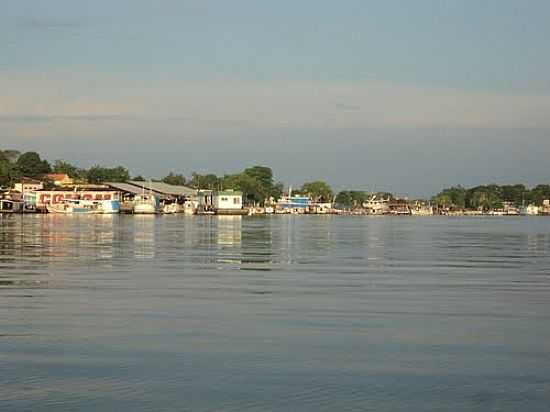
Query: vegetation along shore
1 148 550 216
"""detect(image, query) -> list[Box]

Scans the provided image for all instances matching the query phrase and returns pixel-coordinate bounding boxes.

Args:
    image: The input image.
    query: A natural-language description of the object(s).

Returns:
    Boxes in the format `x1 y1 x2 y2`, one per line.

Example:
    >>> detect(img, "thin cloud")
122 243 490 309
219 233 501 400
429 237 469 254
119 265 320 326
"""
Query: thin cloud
0 114 135 123
17 17 86 31
0 114 251 128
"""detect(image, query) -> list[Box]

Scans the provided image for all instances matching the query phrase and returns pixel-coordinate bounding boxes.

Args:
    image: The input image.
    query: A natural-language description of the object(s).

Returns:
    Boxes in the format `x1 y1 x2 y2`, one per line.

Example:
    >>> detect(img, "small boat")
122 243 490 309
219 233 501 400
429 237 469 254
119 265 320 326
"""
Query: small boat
0 199 24 213
162 202 181 214
47 199 102 214
133 194 159 214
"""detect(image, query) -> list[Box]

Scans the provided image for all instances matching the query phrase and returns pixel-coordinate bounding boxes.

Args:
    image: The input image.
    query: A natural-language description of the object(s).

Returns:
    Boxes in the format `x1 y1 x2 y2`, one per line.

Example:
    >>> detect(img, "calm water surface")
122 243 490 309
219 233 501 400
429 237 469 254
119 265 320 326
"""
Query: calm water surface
1 215 550 411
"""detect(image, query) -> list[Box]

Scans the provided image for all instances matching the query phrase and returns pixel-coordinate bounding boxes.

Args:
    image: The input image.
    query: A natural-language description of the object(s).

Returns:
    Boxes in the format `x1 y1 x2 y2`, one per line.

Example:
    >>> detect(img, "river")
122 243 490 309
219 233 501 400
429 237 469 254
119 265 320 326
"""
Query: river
1 215 549 411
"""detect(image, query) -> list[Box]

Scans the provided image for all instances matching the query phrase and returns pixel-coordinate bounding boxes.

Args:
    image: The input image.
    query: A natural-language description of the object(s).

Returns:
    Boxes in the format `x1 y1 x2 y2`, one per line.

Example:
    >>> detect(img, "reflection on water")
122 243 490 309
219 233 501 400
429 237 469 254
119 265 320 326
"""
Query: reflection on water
1 215 550 411
133 215 156 259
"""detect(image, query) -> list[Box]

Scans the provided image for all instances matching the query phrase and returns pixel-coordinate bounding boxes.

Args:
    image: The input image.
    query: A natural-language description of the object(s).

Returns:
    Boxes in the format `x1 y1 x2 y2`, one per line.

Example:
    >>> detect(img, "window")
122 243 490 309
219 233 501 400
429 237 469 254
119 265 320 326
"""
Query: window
233 197 240 204
221 197 228 201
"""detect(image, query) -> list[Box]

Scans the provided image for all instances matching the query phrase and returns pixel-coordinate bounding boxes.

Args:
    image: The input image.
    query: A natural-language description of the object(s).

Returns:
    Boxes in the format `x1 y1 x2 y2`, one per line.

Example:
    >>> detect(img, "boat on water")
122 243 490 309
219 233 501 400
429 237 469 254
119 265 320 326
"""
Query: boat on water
47 199 102 214
133 194 159 214
100 200 121 214
162 202 182 214
47 199 121 214
0 199 24 213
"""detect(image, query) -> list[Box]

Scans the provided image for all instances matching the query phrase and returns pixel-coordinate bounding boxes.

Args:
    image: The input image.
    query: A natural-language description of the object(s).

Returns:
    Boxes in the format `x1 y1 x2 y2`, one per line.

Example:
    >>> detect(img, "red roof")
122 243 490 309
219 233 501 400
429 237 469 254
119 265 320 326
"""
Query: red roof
45 173 70 181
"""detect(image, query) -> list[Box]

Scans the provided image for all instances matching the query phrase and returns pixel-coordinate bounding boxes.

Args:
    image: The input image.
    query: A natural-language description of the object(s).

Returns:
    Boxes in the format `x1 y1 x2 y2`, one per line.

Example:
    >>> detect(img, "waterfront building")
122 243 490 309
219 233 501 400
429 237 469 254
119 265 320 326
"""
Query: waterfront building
13 178 44 193
213 190 243 211
33 190 120 211
44 173 74 187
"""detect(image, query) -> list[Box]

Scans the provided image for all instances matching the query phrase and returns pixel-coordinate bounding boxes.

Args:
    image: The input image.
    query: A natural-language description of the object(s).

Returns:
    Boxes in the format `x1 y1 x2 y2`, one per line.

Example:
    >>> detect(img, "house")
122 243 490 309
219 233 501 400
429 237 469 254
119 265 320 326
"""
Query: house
44 173 74 187
213 190 243 211
13 178 44 193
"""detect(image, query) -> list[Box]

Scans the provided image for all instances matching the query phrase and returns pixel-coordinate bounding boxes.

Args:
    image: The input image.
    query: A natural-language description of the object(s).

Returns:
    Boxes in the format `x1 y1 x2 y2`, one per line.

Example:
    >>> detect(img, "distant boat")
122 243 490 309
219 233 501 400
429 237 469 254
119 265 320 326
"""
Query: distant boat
0 199 24 213
132 180 160 214
162 203 181 214
46 199 119 214
47 199 102 214
100 200 121 214
133 194 159 214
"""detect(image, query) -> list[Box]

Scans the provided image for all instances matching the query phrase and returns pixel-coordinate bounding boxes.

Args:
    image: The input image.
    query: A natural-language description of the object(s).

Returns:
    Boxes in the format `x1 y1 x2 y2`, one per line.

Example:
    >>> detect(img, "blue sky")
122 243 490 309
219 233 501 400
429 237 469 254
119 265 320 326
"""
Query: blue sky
1 0 550 196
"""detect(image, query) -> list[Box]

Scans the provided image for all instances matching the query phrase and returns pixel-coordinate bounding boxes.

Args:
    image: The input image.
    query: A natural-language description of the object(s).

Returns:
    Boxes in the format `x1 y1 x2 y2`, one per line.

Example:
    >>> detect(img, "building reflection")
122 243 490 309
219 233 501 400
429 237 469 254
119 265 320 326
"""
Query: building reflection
133 215 156 259
215 215 243 265
216 216 242 246
240 217 274 267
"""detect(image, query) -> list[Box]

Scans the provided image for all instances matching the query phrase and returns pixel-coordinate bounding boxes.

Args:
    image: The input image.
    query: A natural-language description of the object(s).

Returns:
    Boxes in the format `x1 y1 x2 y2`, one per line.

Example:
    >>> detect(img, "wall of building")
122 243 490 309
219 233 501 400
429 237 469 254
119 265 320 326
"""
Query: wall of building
214 195 242 210
34 191 119 208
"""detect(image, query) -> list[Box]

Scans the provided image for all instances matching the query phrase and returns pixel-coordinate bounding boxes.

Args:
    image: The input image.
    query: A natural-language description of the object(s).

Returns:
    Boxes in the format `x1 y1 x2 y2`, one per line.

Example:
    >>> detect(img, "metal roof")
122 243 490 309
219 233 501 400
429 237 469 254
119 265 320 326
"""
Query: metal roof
105 181 197 197
215 190 243 196
128 181 196 197
104 182 147 195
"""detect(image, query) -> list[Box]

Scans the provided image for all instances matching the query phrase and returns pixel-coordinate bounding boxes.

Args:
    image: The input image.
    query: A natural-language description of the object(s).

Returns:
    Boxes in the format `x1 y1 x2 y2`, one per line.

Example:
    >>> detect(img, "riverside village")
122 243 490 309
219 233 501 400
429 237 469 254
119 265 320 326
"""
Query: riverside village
1 150 550 216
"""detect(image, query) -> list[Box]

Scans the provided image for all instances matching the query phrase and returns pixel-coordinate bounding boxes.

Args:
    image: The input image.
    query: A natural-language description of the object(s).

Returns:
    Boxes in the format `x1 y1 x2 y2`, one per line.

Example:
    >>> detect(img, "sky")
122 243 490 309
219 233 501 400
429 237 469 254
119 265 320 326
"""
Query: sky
1 0 550 197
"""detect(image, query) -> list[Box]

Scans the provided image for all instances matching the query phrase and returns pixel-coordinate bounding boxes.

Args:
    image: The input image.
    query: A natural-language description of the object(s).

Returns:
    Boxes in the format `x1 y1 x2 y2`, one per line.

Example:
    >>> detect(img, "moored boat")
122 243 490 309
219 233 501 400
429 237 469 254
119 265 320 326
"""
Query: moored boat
100 199 121 214
47 199 102 214
133 194 159 214
0 199 24 213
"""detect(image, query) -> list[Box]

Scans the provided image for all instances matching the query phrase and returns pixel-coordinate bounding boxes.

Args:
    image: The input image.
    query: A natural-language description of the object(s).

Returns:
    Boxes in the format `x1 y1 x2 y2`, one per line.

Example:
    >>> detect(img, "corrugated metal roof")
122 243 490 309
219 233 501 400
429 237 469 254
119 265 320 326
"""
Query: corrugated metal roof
105 181 197 197
128 181 196 196
104 182 147 195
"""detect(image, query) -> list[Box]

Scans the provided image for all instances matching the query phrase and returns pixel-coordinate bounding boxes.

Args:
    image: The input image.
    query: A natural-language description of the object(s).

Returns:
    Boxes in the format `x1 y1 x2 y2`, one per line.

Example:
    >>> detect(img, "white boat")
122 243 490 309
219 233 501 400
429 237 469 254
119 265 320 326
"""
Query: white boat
0 199 24 213
47 199 120 214
47 199 102 214
100 200 121 214
183 200 196 215
363 196 390 215
162 203 181 214
133 194 159 214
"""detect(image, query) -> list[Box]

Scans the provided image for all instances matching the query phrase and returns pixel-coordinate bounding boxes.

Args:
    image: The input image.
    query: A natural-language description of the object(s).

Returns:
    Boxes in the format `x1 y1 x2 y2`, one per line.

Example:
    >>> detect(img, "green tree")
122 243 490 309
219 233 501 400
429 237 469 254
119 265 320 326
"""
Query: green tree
162 172 187 186
243 166 273 189
432 186 466 209
301 181 333 202
1 150 20 163
271 181 284 202
335 191 353 206
132 175 146 181
16 151 51 177
242 165 282 203
87 165 130 183
223 173 263 205
189 172 222 190
335 190 369 207
529 184 550 205
52 160 83 179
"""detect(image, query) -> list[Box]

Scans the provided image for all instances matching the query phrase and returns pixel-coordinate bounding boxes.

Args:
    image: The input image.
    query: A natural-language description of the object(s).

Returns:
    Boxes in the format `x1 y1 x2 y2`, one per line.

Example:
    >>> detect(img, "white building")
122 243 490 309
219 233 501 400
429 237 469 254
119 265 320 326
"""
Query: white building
525 204 539 215
13 180 44 193
213 190 243 210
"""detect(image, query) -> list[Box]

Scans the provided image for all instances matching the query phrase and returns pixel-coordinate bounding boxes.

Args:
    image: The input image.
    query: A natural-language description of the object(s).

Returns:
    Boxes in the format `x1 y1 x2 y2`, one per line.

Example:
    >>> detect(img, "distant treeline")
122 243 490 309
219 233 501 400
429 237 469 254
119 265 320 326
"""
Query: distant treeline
432 184 550 209
2 149 549 207
0 149 330 205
